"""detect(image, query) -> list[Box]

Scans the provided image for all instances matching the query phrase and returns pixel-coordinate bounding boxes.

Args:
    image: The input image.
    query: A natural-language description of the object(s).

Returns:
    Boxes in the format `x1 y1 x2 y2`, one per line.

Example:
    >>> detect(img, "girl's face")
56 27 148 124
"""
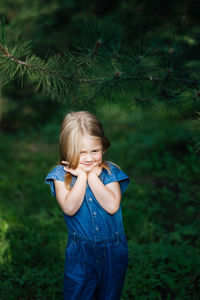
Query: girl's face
78 135 103 172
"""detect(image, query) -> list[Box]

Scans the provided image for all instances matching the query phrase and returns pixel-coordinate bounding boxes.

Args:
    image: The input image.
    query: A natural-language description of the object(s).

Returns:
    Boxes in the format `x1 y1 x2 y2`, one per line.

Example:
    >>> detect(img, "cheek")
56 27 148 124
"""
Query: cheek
95 153 102 161
79 156 84 164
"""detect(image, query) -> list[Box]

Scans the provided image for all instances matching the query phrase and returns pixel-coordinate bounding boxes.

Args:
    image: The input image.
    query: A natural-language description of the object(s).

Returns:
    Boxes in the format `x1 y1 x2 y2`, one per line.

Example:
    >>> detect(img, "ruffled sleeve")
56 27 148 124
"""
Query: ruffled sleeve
103 162 130 194
44 165 66 198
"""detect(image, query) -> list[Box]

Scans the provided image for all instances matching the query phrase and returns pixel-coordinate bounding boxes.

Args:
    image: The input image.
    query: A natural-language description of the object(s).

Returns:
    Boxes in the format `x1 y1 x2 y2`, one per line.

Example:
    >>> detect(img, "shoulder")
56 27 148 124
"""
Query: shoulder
104 161 124 175
102 161 130 194
44 164 66 198
45 164 66 182
103 161 129 181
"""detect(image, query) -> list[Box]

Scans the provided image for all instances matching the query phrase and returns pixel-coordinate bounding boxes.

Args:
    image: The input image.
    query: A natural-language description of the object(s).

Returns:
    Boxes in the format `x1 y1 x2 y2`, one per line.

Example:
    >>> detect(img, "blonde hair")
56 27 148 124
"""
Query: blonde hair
59 111 111 190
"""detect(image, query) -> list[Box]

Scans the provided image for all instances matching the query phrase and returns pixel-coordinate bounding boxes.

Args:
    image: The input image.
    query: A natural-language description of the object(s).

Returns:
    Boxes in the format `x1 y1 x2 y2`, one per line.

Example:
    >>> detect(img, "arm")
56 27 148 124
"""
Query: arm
88 167 121 214
54 171 87 216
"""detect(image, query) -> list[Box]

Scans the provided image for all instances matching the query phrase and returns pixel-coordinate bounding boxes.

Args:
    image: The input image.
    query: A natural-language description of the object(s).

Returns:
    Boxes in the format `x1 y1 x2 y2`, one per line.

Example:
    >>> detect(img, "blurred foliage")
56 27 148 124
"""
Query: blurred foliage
0 104 200 299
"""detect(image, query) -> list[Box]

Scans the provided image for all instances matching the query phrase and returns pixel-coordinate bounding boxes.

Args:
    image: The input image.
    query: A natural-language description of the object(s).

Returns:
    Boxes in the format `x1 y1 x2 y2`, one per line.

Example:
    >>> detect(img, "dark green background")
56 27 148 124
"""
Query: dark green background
0 1 199 299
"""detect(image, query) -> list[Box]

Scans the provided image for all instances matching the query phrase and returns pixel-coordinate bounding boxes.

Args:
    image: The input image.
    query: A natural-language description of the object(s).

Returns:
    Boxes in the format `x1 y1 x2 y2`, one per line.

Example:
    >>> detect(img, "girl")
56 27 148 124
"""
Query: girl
45 111 130 300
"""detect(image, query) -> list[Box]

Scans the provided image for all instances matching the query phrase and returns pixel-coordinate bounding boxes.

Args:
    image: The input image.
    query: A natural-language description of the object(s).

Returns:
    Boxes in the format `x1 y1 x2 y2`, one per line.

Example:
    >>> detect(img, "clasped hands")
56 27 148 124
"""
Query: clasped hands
61 160 102 178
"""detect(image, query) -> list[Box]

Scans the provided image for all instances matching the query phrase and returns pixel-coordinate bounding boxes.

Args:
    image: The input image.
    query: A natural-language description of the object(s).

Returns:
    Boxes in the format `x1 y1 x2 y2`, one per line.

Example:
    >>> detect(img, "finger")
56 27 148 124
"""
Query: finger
62 160 70 165
64 166 71 171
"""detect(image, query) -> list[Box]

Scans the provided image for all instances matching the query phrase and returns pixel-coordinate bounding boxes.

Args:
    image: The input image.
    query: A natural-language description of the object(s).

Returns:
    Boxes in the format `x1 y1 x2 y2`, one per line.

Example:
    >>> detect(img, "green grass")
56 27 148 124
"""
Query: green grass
0 103 200 299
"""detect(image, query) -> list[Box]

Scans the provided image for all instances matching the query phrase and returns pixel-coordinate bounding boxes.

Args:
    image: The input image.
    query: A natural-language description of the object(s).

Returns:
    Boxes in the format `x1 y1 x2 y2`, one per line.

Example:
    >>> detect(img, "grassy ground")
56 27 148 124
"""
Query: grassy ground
0 102 200 299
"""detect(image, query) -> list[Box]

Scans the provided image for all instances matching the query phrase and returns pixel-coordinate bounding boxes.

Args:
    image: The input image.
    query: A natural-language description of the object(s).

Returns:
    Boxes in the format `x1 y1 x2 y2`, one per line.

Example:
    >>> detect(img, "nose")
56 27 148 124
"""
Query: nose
84 153 93 162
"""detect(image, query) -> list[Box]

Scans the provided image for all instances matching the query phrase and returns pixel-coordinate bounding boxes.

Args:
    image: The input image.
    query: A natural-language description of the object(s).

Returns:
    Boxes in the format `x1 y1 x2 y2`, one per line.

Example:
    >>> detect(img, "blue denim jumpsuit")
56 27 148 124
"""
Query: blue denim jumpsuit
45 162 130 300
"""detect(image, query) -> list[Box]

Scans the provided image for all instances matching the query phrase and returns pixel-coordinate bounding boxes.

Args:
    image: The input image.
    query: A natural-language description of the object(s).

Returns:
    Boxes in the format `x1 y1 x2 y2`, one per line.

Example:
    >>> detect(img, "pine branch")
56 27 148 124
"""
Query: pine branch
0 18 200 107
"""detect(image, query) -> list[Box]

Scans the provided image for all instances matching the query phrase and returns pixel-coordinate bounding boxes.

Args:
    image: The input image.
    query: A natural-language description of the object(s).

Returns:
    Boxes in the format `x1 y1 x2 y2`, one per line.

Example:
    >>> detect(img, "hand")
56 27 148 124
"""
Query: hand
88 164 103 177
62 160 87 177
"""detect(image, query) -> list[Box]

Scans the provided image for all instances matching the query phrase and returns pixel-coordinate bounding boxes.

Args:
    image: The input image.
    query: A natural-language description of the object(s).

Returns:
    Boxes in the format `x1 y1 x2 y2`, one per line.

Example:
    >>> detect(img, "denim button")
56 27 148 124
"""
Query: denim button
95 226 99 231
93 211 97 216
89 197 92 202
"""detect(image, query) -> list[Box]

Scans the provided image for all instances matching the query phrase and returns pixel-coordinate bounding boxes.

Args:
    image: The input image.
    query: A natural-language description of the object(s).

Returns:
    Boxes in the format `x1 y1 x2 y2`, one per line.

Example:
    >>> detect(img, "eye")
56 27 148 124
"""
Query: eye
92 149 100 153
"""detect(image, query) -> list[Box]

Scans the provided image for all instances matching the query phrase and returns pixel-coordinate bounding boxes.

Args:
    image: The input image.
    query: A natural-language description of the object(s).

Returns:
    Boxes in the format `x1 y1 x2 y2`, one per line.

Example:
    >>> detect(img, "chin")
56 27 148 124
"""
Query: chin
81 162 101 172
83 165 95 172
